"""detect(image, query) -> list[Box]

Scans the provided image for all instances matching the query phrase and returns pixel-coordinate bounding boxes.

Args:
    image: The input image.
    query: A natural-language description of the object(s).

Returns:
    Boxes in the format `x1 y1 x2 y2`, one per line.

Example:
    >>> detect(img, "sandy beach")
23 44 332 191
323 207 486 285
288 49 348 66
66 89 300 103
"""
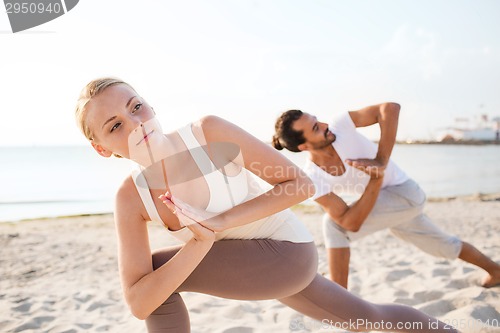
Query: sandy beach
1 195 499 333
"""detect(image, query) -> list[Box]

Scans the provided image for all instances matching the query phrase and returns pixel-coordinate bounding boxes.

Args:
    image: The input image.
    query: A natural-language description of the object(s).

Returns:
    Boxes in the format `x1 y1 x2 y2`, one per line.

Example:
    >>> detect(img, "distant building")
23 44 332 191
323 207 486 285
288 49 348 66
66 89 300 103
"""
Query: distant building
436 114 500 142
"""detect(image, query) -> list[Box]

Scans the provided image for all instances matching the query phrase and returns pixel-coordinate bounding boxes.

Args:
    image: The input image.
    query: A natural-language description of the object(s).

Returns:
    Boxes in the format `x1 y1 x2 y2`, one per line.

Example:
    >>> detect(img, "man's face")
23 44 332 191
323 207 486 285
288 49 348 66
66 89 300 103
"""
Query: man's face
292 113 336 150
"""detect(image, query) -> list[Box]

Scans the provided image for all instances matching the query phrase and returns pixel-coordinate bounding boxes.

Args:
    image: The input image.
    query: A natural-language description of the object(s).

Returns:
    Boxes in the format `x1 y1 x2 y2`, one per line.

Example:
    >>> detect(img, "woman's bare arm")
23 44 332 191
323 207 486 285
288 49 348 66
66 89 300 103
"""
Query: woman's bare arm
196 115 315 231
114 177 214 320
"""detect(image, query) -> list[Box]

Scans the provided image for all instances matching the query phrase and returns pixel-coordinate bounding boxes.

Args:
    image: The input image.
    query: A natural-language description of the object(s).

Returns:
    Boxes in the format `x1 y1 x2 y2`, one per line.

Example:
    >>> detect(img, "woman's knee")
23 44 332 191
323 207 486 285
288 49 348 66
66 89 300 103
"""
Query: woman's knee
145 293 190 333
278 242 319 295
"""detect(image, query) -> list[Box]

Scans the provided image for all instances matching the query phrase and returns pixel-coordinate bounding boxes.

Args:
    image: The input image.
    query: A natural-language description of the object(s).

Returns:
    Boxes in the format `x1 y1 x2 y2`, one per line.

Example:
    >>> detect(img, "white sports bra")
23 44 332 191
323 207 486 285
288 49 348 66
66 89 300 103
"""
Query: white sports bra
176 123 249 213
131 123 313 244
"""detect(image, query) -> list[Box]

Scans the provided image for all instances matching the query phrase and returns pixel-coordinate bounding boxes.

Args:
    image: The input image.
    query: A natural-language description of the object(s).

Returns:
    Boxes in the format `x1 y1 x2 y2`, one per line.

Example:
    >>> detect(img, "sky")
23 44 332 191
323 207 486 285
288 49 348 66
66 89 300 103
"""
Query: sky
1 0 499 146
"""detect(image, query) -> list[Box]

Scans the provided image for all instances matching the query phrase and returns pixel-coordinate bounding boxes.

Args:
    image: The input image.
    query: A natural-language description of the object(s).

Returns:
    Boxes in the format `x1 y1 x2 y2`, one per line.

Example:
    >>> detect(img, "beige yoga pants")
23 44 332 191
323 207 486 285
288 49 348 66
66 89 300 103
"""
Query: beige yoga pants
145 240 454 332
323 179 462 259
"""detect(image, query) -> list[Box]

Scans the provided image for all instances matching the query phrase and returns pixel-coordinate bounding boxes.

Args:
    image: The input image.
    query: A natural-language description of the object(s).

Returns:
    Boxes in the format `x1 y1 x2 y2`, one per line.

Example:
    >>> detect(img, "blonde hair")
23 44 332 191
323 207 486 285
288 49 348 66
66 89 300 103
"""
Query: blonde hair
75 77 135 141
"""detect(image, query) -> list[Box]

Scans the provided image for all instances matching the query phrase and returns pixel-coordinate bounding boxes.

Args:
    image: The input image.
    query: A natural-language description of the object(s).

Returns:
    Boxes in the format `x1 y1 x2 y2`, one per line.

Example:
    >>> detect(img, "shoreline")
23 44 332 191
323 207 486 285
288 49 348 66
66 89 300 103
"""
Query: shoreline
2 192 500 224
395 140 500 146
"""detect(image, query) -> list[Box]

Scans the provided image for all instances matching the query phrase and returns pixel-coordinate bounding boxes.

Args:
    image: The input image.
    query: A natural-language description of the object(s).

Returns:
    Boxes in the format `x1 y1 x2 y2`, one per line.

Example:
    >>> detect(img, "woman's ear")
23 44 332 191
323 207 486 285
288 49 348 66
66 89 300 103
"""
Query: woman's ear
91 141 113 158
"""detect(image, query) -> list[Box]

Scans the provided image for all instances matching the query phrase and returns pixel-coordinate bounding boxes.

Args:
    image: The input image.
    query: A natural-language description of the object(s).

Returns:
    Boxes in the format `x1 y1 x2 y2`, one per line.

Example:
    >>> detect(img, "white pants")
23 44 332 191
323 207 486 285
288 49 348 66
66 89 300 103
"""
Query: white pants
322 179 462 259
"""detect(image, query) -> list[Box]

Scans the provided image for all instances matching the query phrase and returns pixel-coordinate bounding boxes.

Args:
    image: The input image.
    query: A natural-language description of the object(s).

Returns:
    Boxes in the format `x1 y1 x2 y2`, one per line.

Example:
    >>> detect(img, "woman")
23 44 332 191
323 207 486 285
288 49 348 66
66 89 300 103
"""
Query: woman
75 77 458 332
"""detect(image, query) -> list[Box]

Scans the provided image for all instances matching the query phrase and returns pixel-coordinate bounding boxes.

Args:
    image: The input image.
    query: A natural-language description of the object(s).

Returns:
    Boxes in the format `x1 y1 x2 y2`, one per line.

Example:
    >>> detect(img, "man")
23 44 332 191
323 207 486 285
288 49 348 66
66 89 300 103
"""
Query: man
272 103 500 289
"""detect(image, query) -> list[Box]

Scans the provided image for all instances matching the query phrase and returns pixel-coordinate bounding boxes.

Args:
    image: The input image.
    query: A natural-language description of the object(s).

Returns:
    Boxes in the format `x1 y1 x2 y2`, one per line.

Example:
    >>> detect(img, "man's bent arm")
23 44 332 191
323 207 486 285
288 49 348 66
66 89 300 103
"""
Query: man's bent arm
348 102 400 166
316 176 384 232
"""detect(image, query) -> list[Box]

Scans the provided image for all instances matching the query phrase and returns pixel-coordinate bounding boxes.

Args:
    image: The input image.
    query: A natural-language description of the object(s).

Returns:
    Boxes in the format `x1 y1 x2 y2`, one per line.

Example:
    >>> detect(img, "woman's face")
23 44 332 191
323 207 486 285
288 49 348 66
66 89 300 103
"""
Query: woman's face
86 84 157 160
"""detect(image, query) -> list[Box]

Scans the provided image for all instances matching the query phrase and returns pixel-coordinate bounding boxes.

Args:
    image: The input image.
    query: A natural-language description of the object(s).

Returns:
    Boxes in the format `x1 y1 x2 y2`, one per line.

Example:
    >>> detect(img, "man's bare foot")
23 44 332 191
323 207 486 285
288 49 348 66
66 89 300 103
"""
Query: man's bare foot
481 272 500 288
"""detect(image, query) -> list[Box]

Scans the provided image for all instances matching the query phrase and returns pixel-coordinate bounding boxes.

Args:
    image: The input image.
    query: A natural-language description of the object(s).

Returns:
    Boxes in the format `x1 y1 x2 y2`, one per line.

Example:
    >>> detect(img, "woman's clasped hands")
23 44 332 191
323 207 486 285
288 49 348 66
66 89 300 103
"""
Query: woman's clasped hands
159 192 216 242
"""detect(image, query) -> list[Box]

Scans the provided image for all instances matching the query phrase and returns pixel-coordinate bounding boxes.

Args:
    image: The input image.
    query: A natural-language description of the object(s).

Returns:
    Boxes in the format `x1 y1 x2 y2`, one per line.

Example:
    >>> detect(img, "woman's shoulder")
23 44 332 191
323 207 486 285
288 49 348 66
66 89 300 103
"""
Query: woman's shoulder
115 175 147 221
197 115 227 131
196 115 246 142
177 115 231 144
115 175 146 214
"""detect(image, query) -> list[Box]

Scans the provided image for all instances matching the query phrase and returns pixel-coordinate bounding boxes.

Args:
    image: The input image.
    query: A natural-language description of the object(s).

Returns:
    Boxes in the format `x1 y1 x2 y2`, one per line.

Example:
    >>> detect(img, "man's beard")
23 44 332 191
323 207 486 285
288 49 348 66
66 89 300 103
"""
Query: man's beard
311 130 336 149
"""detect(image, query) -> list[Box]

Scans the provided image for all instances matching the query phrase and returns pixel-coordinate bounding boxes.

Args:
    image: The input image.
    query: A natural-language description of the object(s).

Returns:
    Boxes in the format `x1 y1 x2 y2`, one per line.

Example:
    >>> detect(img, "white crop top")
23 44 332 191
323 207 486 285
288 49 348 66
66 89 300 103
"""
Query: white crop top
131 123 313 244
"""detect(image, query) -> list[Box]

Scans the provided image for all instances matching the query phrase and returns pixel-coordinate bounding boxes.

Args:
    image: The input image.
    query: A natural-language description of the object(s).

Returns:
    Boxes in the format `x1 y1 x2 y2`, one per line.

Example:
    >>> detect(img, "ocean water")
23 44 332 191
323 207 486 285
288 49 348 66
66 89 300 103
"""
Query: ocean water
1 144 499 222
282 144 500 199
0 146 134 222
